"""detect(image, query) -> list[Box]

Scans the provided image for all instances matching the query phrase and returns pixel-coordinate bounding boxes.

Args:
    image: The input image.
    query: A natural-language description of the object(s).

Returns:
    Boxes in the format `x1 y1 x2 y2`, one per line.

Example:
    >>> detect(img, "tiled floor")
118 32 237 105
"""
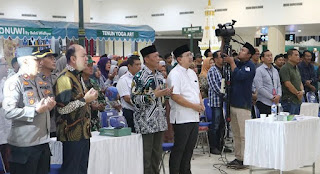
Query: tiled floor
161 147 320 174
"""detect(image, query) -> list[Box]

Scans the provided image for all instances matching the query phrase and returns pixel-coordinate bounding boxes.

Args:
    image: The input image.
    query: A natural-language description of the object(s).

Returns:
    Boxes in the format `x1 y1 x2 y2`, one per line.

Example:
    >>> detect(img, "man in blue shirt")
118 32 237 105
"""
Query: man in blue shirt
298 50 317 94
224 42 256 169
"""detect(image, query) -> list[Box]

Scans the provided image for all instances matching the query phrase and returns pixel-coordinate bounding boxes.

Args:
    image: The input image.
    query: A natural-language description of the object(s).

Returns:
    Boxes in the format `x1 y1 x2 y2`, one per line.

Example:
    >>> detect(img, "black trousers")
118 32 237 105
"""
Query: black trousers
123 108 135 133
169 122 199 174
9 143 50 174
61 139 90 174
142 132 163 174
256 101 271 115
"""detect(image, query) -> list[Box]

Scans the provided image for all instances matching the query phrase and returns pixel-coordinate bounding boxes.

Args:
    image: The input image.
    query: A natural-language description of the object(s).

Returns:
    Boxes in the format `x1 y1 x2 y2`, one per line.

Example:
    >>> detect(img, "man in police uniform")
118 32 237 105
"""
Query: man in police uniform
2 47 56 174
33 49 59 137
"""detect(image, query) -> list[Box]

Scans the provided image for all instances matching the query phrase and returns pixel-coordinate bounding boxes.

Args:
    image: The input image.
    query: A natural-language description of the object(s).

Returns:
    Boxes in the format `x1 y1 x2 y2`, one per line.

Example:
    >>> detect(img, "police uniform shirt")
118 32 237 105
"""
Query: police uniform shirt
2 72 51 147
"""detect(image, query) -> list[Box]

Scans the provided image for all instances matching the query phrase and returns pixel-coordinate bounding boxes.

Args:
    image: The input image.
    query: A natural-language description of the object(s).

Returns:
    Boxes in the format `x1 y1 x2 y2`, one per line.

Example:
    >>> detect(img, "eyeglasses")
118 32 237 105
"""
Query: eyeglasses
183 52 194 58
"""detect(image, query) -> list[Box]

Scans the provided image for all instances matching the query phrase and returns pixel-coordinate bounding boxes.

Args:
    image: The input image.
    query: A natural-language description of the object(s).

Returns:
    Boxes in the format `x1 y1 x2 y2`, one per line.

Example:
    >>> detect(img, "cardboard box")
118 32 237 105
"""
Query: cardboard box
99 127 131 137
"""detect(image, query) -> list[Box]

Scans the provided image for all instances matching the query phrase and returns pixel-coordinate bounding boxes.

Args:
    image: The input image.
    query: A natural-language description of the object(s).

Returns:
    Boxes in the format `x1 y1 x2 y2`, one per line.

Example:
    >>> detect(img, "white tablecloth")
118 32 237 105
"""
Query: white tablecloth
244 116 320 171
50 131 143 174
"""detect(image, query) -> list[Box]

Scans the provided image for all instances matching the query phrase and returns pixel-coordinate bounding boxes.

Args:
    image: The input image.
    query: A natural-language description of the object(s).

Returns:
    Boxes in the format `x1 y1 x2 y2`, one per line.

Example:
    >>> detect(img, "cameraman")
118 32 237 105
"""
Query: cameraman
222 40 256 169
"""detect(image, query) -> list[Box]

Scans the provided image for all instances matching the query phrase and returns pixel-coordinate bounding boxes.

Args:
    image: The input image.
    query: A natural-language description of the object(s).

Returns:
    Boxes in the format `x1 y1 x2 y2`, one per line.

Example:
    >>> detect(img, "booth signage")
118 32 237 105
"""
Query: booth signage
0 26 52 37
182 26 202 34
97 30 139 38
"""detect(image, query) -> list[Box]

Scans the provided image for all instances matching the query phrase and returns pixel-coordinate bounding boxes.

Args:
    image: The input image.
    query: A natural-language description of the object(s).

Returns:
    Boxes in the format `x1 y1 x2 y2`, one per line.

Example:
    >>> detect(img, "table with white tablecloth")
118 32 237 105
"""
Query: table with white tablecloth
244 116 320 172
50 131 143 174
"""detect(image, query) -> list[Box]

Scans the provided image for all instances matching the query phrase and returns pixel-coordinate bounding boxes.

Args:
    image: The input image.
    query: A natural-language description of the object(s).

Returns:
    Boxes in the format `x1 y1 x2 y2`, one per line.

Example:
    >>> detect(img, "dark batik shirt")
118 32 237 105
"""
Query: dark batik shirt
54 65 91 142
131 66 167 134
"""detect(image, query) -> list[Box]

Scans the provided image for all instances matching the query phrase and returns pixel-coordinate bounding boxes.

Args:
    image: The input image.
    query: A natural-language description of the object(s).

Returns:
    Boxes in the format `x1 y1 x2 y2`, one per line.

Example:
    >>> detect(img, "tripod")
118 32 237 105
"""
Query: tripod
221 36 233 139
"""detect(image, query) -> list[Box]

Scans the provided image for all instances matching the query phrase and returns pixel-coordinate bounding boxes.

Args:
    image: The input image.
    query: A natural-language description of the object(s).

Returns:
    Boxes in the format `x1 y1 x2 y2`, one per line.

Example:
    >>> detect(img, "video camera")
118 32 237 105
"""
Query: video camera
215 20 236 38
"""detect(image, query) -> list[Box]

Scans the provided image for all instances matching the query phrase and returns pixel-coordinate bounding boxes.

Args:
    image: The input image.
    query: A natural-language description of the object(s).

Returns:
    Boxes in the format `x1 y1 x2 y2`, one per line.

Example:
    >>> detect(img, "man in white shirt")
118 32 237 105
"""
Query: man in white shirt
167 45 205 174
116 55 141 132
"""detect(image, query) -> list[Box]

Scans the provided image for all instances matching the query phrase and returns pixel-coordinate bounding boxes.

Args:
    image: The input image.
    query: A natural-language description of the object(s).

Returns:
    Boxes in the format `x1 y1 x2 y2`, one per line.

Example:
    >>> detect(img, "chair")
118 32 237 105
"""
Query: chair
0 152 7 174
204 98 213 121
159 143 174 174
50 164 62 174
306 92 318 103
197 126 210 157
254 105 260 118
300 102 320 117
195 98 211 157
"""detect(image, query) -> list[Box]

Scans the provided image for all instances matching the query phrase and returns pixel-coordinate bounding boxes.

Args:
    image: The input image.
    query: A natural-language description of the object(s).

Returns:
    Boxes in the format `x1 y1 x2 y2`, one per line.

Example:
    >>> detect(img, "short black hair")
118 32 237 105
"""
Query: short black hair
232 52 238 57
302 50 312 57
164 53 171 59
11 57 18 66
127 55 140 66
195 53 202 59
260 50 270 59
100 54 108 58
213 51 221 59
287 49 299 57
119 61 128 68
284 53 288 59
66 45 76 63
204 49 211 57
274 54 284 62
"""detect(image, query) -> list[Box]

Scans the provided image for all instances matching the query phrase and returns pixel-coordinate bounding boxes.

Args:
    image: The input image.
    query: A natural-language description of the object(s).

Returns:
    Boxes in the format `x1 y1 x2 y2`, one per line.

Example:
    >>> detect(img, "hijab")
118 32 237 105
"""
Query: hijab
200 57 212 77
97 57 111 79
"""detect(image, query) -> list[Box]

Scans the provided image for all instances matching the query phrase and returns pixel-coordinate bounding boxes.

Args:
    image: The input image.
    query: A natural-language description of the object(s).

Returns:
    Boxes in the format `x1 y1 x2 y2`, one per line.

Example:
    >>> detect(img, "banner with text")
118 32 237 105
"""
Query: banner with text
97 30 139 39
0 26 52 38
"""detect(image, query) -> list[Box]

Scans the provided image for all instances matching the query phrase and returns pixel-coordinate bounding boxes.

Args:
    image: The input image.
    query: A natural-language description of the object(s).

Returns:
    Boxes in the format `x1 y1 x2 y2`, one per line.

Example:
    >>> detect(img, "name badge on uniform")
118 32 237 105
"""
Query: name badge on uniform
29 98 35 105
245 67 251 72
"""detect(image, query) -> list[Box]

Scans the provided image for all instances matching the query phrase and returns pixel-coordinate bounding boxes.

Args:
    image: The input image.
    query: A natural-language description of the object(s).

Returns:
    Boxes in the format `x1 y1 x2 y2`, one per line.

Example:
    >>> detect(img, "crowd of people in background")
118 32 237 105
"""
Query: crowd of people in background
0 40 320 174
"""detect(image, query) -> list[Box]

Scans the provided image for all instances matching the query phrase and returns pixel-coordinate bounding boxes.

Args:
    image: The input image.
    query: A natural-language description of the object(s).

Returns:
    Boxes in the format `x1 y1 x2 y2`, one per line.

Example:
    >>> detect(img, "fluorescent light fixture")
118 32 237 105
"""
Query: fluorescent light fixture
298 30 302 32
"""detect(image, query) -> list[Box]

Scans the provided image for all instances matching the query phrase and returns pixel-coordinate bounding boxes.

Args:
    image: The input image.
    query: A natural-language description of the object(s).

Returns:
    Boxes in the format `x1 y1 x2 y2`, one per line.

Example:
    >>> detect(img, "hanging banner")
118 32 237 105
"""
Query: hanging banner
0 26 52 38
97 30 139 38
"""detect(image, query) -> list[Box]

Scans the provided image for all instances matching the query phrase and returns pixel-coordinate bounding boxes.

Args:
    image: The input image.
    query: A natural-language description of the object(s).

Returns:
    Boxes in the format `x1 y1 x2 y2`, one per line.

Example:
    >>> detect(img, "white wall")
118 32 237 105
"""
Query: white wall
0 0 319 56
0 0 74 22
89 0 320 31
0 0 319 31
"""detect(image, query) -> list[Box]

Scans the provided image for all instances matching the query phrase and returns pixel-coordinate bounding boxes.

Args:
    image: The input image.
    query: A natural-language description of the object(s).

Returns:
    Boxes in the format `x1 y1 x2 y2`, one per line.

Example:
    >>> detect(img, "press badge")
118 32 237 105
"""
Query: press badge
245 67 251 72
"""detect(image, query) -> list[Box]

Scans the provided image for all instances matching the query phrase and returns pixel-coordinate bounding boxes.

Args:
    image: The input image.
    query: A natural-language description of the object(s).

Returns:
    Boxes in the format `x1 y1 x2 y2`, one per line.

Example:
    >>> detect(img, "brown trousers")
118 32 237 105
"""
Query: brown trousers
230 106 251 161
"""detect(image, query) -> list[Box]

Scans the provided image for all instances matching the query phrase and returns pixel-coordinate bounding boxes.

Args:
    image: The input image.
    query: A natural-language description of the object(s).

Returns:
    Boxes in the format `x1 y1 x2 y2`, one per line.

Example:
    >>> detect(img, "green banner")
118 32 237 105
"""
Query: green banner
97 30 139 38
0 26 52 37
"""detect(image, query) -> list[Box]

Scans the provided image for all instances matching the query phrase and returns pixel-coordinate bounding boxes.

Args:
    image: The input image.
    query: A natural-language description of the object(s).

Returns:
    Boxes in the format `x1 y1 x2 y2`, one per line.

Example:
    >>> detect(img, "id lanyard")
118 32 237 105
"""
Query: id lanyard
266 68 276 95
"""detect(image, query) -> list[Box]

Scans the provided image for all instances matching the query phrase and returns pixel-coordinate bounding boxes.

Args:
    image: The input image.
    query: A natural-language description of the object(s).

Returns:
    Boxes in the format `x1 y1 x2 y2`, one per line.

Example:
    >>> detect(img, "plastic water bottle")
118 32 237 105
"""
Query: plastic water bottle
271 103 277 115
277 103 283 114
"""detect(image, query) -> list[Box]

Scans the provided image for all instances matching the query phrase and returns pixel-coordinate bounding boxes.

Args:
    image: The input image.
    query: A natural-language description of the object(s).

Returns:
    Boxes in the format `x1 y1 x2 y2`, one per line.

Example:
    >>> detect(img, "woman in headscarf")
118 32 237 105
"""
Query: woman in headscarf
91 65 106 91
106 65 119 86
118 66 128 79
97 56 111 82
199 57 213 98
82 58 107 131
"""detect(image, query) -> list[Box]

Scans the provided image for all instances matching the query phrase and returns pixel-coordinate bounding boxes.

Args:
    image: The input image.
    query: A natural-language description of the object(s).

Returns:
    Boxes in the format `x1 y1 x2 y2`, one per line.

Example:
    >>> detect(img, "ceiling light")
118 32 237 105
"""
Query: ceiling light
298 30 302 32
